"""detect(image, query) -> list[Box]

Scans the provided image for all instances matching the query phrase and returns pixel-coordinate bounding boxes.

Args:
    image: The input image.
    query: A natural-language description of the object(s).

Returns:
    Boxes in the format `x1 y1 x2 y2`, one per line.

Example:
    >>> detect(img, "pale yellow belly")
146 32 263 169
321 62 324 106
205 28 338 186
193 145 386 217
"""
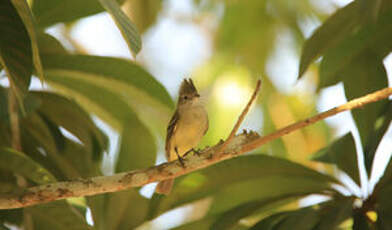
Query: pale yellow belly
168 108 207 160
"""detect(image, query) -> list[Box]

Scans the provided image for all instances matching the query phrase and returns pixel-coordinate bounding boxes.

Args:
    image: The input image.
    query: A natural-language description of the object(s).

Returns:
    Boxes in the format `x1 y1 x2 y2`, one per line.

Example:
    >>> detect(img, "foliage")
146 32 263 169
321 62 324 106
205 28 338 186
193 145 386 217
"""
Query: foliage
0 0 391 229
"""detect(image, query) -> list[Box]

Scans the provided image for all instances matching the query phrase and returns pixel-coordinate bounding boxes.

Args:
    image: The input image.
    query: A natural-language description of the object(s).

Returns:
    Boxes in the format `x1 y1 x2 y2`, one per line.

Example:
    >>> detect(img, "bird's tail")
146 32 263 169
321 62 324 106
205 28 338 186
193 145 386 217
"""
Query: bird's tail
155 179 174 195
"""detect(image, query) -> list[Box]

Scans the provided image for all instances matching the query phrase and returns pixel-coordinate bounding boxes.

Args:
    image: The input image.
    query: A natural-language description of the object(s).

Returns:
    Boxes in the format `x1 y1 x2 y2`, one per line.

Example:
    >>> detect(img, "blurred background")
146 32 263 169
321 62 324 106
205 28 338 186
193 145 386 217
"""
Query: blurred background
25 0 392 229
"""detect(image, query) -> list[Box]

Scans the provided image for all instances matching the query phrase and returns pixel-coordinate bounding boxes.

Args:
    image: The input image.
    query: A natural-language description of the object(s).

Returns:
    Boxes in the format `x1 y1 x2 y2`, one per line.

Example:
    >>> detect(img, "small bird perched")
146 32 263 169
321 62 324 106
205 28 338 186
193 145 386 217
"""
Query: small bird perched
155 78 209 195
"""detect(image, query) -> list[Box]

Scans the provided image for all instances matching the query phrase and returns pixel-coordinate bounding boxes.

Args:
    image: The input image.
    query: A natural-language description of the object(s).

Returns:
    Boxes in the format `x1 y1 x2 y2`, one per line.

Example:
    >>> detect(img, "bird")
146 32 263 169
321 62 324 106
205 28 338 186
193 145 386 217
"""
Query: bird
155 78 208 195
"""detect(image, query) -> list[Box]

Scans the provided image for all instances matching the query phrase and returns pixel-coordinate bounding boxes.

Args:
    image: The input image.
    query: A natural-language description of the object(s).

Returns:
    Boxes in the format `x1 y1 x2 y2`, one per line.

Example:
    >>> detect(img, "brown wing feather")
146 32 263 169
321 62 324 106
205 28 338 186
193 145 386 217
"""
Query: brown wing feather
203 115 209 135
165 110 179 160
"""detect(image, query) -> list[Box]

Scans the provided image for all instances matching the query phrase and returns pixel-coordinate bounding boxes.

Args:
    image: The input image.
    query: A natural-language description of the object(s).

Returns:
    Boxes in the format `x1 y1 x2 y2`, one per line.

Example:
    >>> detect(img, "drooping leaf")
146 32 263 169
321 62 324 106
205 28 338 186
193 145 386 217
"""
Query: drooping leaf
0 148 56 184
208 176 333 215
97 0 142 56
249 212 289 230
210 195 302 230
104 190 149 230
353 212 371 230
42 54 172 109
311 132 360 185
124 0 162 34
363 101 392 177
10 0 44 82
44 71 140 130
318 8 392 89
374 156 392 229
41 54 172 134
0 223 10 230
95 114 156 230
298 2 359 79
0 209 22 227
149 155 339 219
32 91 108 157
358 0 383 23
342 54 388 175
32 0 125 27
116 118 156 173
250 198 354 230
0 0 32 95
36 33 68 55
171 216 218 230
375 155 392 190
313 198 354 230
26 201 91 230
376 182 392 229
274 208 320 230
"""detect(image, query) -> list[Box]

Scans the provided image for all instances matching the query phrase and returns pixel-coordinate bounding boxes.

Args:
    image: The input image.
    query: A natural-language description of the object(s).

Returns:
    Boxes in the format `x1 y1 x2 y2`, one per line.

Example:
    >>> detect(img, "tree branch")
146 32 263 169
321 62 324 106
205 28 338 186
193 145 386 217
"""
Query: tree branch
0 87 391 210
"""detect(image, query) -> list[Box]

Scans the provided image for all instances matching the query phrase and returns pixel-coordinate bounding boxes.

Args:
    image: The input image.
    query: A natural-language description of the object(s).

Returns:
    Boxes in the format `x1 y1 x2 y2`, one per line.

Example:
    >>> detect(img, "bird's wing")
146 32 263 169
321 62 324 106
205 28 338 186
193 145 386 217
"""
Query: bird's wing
203 114 209 135
165 110 179 160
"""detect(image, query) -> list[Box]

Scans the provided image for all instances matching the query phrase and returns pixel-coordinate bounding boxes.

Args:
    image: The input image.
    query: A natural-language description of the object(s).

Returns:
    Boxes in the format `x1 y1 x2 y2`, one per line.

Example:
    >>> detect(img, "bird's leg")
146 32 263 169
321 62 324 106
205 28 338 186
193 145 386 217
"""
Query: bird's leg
175 147 185 168
184 148 201 156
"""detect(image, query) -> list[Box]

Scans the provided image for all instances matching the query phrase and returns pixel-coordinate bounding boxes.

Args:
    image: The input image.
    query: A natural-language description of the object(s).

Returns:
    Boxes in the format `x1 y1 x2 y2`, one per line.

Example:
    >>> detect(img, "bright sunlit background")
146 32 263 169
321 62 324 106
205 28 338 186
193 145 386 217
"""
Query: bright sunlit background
20 0 391 229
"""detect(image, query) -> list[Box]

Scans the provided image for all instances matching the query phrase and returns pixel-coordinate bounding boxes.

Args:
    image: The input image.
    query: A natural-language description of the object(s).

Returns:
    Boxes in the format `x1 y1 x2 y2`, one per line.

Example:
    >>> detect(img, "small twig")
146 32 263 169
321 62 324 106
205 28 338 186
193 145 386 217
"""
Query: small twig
240 87 392 153
0 87 391 209
218 79 261 153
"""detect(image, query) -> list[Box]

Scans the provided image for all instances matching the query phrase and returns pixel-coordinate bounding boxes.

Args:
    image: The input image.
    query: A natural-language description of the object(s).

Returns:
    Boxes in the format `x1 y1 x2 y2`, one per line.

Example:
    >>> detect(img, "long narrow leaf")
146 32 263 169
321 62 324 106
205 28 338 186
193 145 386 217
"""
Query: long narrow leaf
0 0 32 95
97 0 142 56
10 0 44 81
311 132 361 186
0 148 56 184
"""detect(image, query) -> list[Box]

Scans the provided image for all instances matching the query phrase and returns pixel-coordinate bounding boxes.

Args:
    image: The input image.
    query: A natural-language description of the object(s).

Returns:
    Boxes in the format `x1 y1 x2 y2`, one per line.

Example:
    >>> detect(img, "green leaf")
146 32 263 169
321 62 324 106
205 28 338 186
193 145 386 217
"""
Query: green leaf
125 0 162 34
93 116 155 229
26 201 91 230
375 155 392 190
0 209 22 227
104 190 149 230
32 0 125 27
358 0 384 23
208 176 333 215
116 118 156 172
33 91 108 157
0 223 11 230
249 212 289 230
0 148 56 184
318 8 392 89
313 198 354 230
171 216 218 230
10 0 44 82
0 0 32 95
211 195 302 230
60 139 101 178
342 54 388 175
298 2 359 79
311 132 360 185
97 0 142 56
42 54 173 109
363 101 392 177
41 54 172 133
149 155 339 219
353 212 371 230
275 209 320 230
376 182 392 229
374 155 392 227
44 70 140 131
250 198 354 230
37 33 68 55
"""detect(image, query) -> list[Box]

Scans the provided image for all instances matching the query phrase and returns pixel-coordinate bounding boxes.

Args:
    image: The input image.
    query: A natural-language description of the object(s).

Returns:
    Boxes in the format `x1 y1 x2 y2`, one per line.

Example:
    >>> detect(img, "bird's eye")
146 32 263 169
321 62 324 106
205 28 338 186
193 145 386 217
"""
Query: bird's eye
184 96 188 100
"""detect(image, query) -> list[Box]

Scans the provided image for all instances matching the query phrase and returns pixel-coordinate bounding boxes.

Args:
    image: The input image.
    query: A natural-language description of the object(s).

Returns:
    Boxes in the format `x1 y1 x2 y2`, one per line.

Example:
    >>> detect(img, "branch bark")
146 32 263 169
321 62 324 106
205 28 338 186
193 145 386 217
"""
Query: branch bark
0 87 391 210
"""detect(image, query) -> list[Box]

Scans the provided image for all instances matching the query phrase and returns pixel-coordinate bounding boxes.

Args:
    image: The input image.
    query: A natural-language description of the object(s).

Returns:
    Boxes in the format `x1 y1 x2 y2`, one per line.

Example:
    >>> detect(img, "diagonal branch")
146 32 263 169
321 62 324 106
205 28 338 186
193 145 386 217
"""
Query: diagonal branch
0 87 391 210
